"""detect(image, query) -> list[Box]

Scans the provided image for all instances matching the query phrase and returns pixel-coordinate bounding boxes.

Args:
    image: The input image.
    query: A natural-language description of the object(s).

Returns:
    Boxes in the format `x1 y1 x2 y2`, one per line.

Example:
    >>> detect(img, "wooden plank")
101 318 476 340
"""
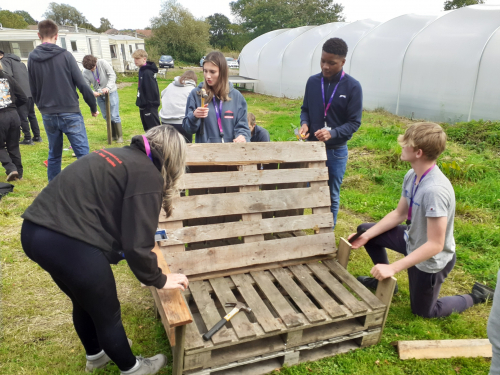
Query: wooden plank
159 214 333 247
161 185 331 222
158 221 185 253
172 325 186 375
250 271 303 328
182 167 329 189
239 164 265 243
230 274 283 333
337 238 351 269
396 339 493 360
185 142 327 165
149 287 175 345
307 262 368 315
166 233 336 276
269 268 325 324
184 321 206 351
209 277 257 340
189 280 236 345
324 260 386 311
288 265 346 319
374 276 397 344
151 244 192 327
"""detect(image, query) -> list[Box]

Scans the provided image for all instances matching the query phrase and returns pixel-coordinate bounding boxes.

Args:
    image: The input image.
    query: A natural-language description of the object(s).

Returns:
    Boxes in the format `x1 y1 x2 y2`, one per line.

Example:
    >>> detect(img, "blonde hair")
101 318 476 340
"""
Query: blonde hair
131 49 148 59
201 51 230 102
398 122 446 160
144 125 186 218
179 70 197 85
247 112 256 126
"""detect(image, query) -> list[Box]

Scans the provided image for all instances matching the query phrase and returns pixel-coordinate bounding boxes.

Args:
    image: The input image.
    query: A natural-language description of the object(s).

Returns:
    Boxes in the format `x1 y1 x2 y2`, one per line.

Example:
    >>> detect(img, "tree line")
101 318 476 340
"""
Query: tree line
0 0 486 64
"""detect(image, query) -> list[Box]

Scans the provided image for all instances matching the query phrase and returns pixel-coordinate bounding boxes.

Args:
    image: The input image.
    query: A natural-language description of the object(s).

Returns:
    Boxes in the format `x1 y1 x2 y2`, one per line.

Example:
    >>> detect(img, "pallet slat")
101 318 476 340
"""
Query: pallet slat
161 186 331 222
307 262 368 315
166 233 335 276
250 271 303 328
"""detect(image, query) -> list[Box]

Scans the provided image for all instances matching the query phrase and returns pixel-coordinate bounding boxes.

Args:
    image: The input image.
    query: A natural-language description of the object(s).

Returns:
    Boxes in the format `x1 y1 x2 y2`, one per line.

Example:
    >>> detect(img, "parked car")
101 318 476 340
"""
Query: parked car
159 55 174 68
200 56 206 67
225 57 239 69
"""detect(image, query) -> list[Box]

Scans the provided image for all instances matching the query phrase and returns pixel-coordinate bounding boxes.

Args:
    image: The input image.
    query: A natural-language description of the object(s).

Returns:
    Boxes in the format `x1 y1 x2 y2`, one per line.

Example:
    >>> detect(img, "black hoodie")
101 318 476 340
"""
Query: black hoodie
28 43 97 114
136 61 160 109
0 53 31 98
22 136 167 289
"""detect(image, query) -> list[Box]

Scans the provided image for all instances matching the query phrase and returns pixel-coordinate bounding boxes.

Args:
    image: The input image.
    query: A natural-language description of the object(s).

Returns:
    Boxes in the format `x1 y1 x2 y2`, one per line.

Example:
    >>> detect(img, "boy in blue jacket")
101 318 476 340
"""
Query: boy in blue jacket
299 37 363 227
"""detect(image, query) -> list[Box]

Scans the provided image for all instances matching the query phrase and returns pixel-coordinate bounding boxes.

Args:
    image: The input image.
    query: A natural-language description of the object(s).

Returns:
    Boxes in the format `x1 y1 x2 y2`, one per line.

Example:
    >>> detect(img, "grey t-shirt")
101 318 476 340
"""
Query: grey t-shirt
402 167 456 273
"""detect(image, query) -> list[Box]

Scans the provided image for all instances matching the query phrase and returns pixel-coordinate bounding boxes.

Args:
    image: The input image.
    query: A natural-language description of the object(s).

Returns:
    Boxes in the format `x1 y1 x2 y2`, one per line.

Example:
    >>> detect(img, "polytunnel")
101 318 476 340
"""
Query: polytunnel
239 4 500 123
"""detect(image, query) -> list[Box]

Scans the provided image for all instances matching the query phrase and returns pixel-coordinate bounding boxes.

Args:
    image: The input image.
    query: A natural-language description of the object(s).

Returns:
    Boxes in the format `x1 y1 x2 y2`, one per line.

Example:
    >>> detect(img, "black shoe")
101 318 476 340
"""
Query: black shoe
20 139 34 145
357 276 399 294
6 171 19 182
470 282 495 304
32 136 43 143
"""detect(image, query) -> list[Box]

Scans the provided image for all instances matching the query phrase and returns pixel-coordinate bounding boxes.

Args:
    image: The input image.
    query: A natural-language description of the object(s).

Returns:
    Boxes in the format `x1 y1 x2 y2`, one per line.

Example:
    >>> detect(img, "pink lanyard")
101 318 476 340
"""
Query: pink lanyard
407 164 435 225
212 97 224 141
321 71 345 126
142 135 153 162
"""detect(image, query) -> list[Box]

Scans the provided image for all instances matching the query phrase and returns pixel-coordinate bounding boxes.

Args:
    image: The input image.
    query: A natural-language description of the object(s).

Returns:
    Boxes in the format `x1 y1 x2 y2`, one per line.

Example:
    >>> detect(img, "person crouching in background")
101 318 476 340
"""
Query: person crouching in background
82 55 123 143
159 70 197 143
248 112 270 142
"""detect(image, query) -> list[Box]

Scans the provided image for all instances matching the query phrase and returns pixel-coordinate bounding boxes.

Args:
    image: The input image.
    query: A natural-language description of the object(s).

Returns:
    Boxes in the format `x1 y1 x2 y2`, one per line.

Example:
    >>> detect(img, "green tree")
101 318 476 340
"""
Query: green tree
98 17 113 32
230 0 344 37
149 0 210 63
207 13 232 49
0 10 28 29
444 0 484 10
14 10 37 25
43 2 88 26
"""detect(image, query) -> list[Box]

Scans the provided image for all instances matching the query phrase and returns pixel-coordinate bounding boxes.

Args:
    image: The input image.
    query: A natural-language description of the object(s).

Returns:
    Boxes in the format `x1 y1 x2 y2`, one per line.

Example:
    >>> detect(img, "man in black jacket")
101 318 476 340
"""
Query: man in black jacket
0 50 41 144
132 49 160 131
28 20 98 181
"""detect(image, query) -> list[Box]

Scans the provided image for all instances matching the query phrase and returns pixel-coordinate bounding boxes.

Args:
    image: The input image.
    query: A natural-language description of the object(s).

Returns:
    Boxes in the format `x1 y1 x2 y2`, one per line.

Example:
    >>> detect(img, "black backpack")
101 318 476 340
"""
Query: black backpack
0 182 14 201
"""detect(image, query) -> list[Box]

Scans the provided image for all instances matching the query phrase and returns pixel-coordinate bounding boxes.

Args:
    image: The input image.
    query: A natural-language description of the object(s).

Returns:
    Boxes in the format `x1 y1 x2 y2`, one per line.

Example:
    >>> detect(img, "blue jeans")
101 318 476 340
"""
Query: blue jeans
96 91 121 123
326 146 348 227
42 113 89 181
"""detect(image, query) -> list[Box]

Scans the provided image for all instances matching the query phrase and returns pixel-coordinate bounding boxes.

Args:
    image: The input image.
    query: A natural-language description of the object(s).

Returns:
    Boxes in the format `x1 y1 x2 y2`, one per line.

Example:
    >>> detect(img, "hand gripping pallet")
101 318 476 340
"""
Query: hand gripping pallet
149 142 396 375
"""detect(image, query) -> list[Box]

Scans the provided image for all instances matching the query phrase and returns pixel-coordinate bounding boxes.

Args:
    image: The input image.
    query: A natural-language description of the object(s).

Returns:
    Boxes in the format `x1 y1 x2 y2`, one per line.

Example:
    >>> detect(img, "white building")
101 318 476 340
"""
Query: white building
107 34 145 72
240 4 500 123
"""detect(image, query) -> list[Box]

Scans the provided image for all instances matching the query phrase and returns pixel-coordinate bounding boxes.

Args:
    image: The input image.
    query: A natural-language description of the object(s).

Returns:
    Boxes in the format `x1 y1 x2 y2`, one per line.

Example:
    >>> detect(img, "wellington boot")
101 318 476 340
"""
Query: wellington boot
111 121 118 141
115 122 124 143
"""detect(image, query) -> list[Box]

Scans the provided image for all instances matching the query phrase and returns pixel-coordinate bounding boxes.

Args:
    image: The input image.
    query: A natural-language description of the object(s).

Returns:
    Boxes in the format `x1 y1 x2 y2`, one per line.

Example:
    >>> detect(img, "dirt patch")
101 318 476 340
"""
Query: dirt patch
116 82 133 89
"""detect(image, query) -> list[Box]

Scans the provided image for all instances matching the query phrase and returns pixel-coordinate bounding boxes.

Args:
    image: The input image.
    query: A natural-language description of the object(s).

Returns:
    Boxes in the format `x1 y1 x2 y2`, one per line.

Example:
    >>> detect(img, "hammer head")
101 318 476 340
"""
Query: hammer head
201 88 208 98
225 302 251 313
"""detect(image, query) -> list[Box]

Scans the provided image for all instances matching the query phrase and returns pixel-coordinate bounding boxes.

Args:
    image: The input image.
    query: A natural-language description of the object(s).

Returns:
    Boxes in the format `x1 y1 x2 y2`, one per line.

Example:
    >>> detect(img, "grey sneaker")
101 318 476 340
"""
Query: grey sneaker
85 338 132 372
121 354 167 375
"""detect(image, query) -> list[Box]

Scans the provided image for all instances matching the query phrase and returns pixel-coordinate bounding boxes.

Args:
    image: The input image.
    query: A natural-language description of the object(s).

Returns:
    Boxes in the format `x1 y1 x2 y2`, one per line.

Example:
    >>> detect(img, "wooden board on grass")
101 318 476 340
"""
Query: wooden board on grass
395 339 493 360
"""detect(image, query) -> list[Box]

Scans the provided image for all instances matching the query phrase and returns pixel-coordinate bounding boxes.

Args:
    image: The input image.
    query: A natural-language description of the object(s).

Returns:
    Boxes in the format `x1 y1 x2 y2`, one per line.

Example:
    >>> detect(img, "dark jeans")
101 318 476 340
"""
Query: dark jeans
326 146 348 227
140 107 160 131
0 109 23 178
17 97 40 140
21 220 136 371
162 122 192 143
358 222 474 318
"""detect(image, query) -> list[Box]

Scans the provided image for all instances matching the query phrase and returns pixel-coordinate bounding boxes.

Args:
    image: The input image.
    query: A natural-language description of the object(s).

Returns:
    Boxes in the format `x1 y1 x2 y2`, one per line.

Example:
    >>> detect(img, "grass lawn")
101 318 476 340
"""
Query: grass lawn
1 68 498 374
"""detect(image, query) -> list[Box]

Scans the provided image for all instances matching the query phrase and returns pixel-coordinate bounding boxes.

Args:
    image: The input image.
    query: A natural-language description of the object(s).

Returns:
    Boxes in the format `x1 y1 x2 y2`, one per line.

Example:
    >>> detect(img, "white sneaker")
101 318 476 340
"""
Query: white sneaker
85 338 133 372
120 354 167 375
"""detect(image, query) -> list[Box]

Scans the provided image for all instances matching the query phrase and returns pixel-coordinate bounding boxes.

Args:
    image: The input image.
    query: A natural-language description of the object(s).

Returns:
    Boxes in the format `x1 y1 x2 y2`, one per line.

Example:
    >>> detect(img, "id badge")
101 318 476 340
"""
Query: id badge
323 121 331 131
404 227 410 242
137 92 140 98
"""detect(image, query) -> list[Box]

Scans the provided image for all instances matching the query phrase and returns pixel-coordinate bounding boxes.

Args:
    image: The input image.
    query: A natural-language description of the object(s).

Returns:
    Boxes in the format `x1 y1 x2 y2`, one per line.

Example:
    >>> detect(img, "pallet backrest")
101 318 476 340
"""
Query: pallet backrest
158 142 337 279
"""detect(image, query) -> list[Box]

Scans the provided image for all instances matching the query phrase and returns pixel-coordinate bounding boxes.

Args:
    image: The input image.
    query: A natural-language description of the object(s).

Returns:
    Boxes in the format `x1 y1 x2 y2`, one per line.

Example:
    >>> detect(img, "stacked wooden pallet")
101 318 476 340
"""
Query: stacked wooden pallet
150 142 396 375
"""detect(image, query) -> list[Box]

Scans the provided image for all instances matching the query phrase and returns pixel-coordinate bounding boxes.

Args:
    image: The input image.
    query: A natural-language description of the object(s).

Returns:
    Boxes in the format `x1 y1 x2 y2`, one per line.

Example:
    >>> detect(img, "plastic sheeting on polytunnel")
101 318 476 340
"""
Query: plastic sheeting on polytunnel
239 4 500 123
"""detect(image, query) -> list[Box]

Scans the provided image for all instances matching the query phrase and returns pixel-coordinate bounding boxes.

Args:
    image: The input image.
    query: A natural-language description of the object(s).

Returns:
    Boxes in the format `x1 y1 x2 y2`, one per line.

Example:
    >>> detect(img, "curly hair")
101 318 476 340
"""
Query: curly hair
322 38 348 57
82 55 97 70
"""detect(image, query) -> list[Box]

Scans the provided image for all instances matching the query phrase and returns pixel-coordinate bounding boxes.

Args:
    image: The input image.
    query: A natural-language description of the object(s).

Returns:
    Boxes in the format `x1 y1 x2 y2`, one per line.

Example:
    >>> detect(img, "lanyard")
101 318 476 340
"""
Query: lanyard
407 164 436 225
142 135 154 162
92 67 100 86
212 97 224 142
321 71 345 126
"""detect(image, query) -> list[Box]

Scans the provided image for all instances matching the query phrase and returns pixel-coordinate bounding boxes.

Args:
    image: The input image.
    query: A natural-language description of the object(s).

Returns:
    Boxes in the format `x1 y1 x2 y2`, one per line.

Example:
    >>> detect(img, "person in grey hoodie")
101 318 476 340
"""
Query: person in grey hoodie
159 70 197 143
0 50 41 144
82 55 123 143
28 20 98 182
182 51 250 143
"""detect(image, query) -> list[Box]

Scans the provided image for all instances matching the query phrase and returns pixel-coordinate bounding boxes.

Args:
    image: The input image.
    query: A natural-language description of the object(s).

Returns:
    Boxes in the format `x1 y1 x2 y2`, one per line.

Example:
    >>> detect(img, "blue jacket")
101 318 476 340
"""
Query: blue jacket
251 125 270 142
182 82 251 143
300 70 362 148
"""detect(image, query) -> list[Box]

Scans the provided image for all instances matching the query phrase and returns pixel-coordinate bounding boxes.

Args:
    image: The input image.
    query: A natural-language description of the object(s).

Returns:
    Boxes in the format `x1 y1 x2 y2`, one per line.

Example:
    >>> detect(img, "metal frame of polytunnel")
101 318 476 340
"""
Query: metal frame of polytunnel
239 4 500 123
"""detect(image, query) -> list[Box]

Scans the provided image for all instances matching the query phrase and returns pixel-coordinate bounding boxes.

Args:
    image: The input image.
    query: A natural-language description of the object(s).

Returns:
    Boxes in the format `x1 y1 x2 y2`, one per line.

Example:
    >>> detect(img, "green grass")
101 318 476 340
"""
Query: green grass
1 68 497 374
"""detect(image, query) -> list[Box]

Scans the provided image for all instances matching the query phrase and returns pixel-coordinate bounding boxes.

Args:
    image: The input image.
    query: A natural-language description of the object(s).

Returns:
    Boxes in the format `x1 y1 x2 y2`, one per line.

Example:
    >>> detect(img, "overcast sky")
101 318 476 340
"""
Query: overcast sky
2 0 498 30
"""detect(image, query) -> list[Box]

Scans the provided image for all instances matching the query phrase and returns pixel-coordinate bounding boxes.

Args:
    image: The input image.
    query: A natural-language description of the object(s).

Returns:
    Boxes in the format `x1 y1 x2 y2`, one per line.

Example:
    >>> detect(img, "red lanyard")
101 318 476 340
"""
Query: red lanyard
407 164 435 225
321 71 345 126
212 97 224 141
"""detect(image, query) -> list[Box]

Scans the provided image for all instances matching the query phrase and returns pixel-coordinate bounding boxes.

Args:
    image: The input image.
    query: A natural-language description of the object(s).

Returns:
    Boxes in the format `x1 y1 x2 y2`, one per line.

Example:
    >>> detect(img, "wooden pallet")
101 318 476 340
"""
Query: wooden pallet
149 142 396 375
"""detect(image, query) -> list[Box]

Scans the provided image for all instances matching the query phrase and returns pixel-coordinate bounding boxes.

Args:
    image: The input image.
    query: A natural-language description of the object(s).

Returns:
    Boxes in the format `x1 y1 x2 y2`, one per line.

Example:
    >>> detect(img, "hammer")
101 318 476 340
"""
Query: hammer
202 302 252 341
200 88 208 136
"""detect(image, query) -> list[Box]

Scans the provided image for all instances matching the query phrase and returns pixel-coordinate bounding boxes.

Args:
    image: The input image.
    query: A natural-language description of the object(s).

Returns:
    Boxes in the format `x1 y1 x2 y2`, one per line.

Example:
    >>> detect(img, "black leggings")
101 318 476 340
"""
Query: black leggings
21 220 136 371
